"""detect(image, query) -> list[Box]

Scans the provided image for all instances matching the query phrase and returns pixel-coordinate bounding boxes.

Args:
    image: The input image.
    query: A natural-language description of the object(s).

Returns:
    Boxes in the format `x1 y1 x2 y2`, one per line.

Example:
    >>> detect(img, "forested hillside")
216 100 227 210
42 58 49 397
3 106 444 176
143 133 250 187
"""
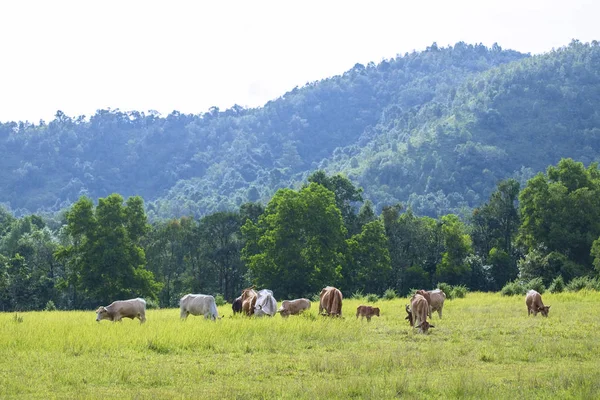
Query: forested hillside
0 42 529 219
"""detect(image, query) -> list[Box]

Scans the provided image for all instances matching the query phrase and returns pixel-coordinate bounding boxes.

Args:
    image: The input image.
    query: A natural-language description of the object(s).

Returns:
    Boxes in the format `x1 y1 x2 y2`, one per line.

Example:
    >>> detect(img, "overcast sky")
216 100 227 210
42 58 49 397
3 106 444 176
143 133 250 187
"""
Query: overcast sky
1 0 598 123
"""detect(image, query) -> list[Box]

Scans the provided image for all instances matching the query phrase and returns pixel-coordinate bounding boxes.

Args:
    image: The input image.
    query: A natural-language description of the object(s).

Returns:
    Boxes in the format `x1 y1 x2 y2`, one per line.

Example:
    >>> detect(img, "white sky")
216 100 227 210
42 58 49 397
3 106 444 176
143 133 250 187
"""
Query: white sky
0 0 598 123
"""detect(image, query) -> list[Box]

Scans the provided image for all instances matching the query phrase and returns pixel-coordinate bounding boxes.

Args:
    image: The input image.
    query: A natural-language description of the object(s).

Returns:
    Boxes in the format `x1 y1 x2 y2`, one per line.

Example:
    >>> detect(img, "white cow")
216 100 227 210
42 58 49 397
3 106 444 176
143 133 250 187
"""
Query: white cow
180 294 219 320
96 298 146 323
254 289 277 317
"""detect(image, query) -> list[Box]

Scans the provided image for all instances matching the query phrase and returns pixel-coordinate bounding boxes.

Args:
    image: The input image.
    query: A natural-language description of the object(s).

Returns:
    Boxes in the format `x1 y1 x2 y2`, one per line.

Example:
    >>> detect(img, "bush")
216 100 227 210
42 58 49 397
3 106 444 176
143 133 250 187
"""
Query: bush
214 294 226 306
383 288 397 300
566 276 598 292
44 300 57 311
437 282 454 300
548 275 565 293
366 293 379 303
351 290 364 300
526 277 546 294
501 279 527 296
311 293 321 303
451 285 468 299
145 298 160 310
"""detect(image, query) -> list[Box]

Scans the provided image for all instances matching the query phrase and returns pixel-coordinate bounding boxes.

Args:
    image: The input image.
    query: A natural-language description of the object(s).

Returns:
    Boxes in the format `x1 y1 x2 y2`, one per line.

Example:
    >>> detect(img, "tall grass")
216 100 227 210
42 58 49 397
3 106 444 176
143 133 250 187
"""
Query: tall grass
1 293 599 399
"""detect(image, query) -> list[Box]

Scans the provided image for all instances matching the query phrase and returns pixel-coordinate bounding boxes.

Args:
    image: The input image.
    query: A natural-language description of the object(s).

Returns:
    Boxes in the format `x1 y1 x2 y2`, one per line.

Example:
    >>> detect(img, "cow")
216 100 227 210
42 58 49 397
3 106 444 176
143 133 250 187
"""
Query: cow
405 294 435 333
277 298 311 317
526 289 551 317
241 287 258 316
319 286 343 317
96 298 146 324
416 289 446 319
232 296 243 314
356 305 380 322
254 289 277 317
179 294 219 321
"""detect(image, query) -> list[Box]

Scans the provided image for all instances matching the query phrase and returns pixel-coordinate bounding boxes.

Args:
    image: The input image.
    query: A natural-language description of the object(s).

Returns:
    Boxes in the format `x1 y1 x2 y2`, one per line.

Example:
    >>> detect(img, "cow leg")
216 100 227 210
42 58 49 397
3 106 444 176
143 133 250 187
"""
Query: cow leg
367 316 371 322
438 308 442 319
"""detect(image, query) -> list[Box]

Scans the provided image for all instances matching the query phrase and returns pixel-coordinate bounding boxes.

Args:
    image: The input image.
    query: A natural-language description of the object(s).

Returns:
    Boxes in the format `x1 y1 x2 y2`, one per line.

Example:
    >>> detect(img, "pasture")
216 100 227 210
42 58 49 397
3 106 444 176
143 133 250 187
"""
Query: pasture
1 292 600 399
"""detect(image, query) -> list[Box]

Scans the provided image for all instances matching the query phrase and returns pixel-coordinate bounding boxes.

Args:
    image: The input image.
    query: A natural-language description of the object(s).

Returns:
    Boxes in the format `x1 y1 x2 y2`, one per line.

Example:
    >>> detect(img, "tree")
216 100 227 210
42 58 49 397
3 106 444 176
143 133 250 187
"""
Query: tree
306 170 364 235
436 214 472 285
198 211 245 301
55 195 161 307
344 220 391 294
519 159 600 275
242 183 346 298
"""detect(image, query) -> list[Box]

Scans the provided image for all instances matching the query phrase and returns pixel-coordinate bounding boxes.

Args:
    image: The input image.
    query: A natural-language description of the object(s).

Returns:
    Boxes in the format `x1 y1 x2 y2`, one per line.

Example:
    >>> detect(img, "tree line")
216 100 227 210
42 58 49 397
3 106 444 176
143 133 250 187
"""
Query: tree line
2 159 600 311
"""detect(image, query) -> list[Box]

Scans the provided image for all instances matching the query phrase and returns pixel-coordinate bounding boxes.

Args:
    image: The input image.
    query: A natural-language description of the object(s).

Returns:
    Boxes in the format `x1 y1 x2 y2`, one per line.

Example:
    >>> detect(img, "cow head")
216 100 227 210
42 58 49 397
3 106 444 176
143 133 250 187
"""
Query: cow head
373 307 380 317
95 306 109 322
418 321 435 333
539 305 551 317
405 304 414 327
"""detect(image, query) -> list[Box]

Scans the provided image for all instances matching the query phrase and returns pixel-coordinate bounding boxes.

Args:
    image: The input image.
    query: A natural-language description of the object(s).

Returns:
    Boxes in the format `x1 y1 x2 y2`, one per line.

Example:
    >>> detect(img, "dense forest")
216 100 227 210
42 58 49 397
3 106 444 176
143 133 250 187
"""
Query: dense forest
1 40 600 311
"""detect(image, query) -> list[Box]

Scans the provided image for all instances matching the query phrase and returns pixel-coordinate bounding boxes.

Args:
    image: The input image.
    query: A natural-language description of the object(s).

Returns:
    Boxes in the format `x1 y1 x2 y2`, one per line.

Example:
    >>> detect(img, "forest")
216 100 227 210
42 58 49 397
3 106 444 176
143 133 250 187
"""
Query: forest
1 40 600 310
2 158 600 311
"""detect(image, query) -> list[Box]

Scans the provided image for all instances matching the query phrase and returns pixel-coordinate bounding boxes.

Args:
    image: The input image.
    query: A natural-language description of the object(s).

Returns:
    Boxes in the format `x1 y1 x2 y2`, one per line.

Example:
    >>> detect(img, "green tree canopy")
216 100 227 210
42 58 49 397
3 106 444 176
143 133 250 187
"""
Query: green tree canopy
242 183 346 298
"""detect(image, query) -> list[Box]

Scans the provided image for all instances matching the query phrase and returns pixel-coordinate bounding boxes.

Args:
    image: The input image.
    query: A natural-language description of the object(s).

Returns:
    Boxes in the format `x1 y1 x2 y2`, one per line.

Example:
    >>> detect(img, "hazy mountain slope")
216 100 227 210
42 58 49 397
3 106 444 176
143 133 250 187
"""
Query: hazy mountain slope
326 40 600 217
0 42 527 218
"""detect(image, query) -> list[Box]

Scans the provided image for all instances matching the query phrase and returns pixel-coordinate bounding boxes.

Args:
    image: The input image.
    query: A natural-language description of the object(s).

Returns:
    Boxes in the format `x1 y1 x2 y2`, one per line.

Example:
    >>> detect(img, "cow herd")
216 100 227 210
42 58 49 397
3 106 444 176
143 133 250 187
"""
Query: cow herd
95 287 551 334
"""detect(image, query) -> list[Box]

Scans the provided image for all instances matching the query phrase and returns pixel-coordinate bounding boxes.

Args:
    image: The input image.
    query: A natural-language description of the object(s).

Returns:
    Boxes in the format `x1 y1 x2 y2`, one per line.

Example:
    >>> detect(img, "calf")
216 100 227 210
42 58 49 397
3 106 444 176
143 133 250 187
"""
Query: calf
356 305 380 322
278 298 311 317
526 290 550 317
96 298 146 324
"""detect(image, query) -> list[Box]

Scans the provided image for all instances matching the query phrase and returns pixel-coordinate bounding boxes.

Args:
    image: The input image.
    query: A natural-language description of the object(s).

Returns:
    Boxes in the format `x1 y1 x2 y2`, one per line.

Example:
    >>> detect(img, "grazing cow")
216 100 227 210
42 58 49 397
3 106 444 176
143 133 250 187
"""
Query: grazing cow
255 289 278 317
232 296 243 314
526 289 550 317
356 305 380 322
241 287 258 316
179 294 219 320
319 286 343 317
96 298 146 324
405 294 435 333
416 289 446 319
278 298 311 317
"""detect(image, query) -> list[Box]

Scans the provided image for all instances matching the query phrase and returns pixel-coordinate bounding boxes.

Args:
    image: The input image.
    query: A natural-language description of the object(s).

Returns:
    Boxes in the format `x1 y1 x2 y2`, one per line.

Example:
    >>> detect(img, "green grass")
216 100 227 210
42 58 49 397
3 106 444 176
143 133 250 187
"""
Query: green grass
1 292 600 399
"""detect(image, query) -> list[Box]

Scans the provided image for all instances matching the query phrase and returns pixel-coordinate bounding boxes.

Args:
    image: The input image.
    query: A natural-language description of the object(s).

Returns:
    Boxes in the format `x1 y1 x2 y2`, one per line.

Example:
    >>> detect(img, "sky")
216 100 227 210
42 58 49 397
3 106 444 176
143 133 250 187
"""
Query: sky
1 0 598 123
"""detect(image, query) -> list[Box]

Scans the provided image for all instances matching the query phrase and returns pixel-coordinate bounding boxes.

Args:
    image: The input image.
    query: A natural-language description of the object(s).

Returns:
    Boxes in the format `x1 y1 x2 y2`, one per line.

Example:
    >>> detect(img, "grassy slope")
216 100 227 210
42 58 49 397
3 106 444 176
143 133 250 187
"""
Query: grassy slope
1 292 599 399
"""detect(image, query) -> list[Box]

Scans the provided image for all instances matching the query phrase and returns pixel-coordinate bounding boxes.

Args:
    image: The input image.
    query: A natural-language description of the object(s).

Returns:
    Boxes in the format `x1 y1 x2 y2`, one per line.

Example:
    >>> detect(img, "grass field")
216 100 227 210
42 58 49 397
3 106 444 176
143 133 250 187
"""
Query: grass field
1 292 600 399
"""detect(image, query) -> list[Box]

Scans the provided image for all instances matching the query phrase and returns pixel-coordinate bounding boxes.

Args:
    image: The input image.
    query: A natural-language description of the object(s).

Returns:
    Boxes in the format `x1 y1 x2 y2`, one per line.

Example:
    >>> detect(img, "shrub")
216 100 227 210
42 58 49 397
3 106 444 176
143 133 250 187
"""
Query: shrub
501 279 526 296
548 275 565 293
437 282 454 300
566 276 597 292
383 288 397 300
44 300 57 311
526 277 546 294
451 285 468 299
145 298 160 310
366 293 379 303
311 293 321 303
214 294 226 306
351 290 364 300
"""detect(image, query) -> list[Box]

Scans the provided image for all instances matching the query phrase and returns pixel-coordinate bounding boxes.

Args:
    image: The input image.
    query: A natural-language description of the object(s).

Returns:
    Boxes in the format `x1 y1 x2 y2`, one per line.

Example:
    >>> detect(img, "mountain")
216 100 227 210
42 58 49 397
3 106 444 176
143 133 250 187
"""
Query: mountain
0 40 598 219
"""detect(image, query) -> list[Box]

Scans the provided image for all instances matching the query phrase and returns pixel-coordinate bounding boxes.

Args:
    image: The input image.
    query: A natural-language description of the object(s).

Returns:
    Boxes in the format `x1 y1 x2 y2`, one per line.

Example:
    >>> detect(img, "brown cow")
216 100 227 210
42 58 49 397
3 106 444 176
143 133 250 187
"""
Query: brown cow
96 298 146 324
319 286 343 317
405 294 434 333
278 298 311 317
416 289 446 319
232 296 243 314
526 289 550 317
356 305 380 322
241 287 258 316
